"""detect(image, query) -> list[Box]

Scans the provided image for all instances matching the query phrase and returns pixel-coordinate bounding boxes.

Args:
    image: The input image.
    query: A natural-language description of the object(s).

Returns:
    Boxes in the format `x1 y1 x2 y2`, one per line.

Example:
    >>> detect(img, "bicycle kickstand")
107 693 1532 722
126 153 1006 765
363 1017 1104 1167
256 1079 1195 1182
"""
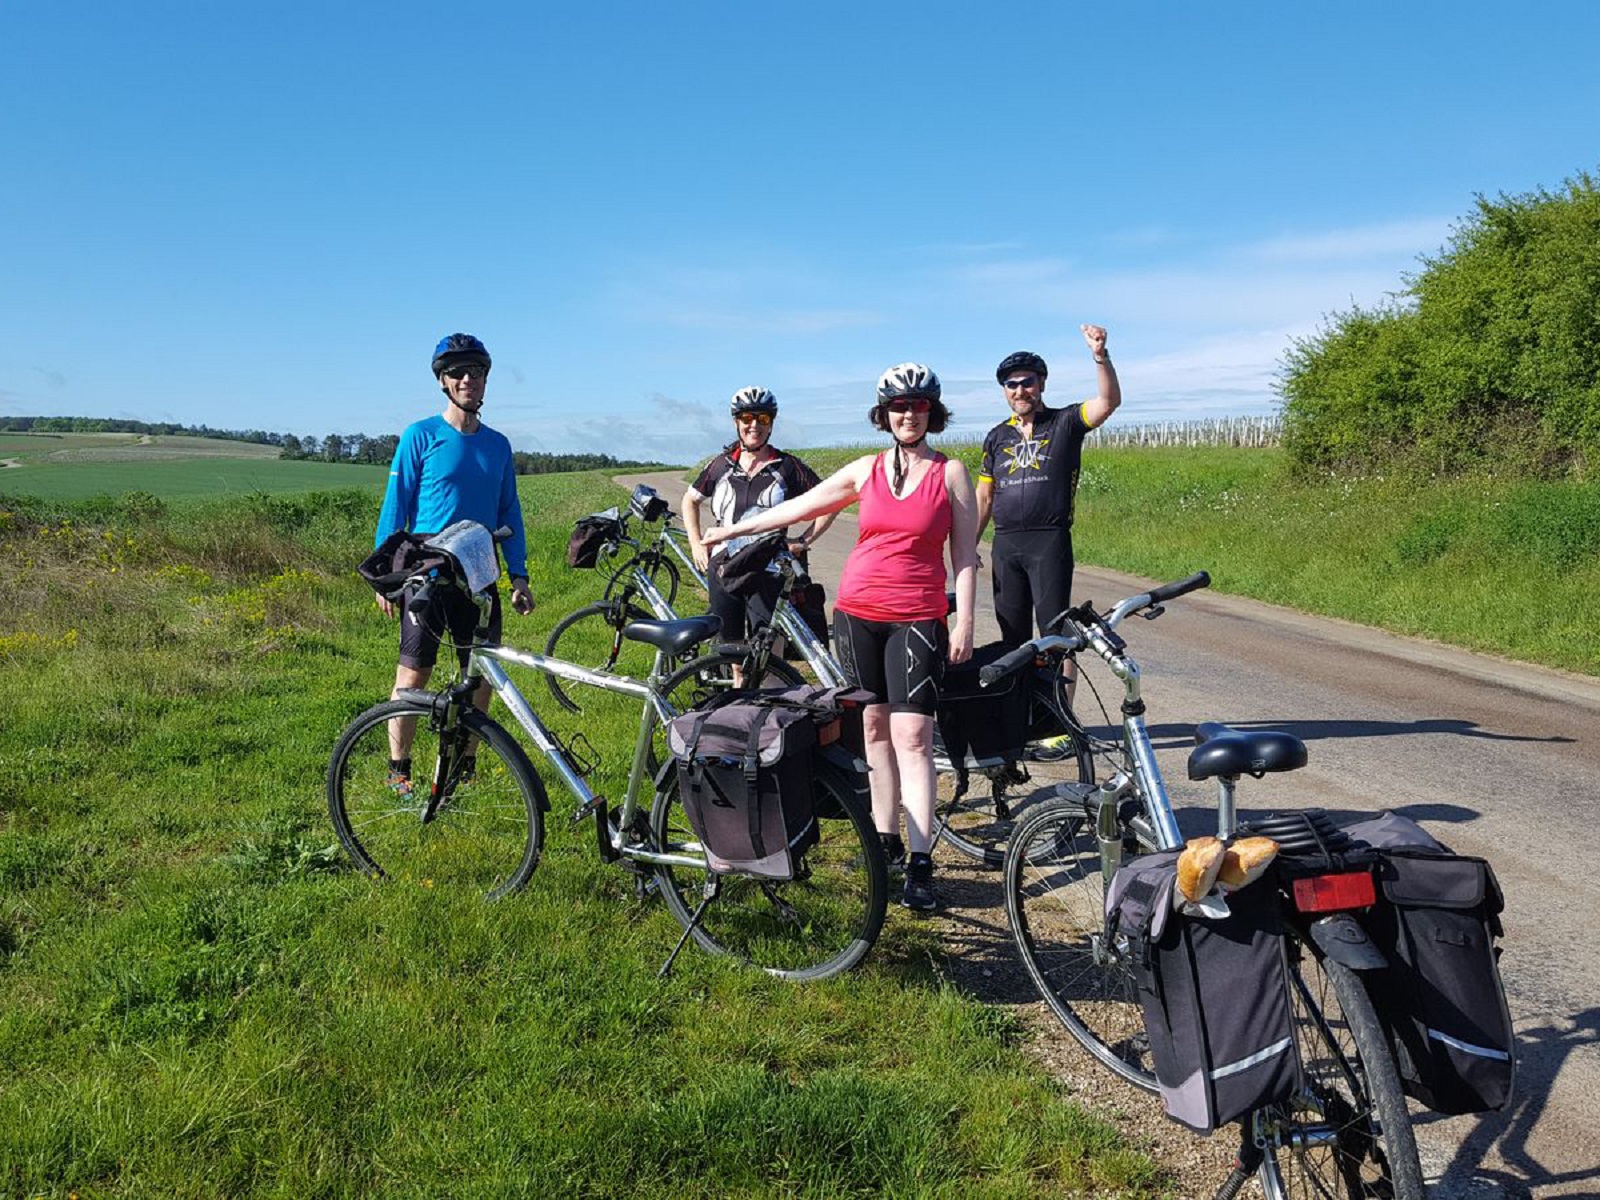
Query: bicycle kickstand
1211 1123 1264 1200
658 885 718 979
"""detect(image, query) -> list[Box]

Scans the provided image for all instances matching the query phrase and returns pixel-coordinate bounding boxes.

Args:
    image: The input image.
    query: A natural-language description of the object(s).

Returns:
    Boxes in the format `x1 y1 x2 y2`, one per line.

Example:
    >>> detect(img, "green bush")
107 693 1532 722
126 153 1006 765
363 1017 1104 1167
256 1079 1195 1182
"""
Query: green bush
1280 168 1600 478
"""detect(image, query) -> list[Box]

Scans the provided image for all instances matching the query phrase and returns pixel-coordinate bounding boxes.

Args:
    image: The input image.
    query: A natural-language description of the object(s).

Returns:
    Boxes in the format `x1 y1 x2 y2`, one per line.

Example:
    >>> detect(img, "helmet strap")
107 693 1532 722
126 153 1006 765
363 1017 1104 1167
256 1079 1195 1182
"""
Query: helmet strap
891 435 927 492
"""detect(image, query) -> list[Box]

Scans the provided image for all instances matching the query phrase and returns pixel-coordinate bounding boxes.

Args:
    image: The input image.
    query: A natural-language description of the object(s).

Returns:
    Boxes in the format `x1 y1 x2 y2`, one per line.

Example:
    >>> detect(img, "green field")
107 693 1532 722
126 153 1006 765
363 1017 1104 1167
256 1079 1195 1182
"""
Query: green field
0 432 386 500
0 471 1159 1198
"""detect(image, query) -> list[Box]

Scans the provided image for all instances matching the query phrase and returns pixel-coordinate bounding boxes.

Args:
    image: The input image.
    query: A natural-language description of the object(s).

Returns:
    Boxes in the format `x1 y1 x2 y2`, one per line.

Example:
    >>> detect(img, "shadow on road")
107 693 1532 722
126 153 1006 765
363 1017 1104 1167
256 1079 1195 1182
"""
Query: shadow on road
1421 1006 1600 1199
1205 717 1572 746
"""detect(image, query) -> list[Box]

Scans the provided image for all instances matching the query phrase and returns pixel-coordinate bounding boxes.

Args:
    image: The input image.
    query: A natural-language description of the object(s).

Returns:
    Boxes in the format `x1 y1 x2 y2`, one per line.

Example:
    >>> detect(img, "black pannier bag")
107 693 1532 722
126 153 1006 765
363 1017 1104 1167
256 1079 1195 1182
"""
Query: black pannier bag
1341 812 1515 1115
665 691 832 879
567 510 623 568
936 641 1030 767
1106 851 1302 1134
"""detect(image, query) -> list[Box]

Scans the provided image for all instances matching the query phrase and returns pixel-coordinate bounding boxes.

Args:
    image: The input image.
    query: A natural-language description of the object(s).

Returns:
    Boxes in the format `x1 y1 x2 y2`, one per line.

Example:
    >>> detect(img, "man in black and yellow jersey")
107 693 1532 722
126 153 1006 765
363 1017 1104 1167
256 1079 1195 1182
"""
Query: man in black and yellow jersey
975 324 1121 647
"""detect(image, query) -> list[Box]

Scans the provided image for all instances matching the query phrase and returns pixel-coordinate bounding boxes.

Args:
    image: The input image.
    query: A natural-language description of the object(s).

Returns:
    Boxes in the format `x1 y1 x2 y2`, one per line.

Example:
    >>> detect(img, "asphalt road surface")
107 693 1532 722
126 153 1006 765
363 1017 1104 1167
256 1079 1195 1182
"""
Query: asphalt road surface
619 469 1600 1198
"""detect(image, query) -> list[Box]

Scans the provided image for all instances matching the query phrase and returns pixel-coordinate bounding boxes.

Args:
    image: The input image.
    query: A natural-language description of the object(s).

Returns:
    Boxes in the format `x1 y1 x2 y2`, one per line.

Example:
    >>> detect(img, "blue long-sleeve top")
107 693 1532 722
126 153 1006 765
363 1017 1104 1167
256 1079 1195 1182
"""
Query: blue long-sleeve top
374 415 529 579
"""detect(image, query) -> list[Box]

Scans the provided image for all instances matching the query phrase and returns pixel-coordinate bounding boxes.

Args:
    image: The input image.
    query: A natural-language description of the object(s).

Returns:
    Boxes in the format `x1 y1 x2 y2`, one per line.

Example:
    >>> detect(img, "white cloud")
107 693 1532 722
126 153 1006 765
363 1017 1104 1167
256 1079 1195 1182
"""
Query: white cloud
1244 218 1453 264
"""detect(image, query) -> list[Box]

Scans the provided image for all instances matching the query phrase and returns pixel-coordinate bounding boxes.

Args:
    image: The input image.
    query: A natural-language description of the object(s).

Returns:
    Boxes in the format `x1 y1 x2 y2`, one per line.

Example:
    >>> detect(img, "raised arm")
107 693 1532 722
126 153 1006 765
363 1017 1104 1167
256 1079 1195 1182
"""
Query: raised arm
1080 323 1122 429
944 459 979 665
703 455 874 547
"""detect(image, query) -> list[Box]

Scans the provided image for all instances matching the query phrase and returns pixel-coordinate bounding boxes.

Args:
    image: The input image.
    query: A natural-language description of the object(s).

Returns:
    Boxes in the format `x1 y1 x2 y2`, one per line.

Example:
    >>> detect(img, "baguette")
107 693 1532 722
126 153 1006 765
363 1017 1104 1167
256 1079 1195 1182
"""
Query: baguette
1217 836 1280 891
1176 836 1225 903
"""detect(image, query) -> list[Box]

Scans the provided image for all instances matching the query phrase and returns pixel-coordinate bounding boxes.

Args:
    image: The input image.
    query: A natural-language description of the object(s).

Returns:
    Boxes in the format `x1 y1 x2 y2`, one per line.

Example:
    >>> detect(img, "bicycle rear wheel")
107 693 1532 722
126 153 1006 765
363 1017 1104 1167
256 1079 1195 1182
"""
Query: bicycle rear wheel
327 699 546 900
649 755 887 981
543 599 656 713
1004 800 1158 1088
935 666 1093 867
1255 949 1425 1199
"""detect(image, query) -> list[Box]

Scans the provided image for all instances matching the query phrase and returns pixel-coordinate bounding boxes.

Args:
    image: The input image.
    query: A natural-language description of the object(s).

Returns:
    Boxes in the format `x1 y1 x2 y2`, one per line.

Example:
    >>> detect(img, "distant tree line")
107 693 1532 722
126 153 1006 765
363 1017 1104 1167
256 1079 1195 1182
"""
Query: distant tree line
1279 168 1600 478
0 416 668 475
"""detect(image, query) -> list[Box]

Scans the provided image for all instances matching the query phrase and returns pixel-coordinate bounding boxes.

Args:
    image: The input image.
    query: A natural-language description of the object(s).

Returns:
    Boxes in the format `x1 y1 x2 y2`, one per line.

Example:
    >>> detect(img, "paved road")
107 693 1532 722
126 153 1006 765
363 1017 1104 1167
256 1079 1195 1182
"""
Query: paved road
618 469 1600 1198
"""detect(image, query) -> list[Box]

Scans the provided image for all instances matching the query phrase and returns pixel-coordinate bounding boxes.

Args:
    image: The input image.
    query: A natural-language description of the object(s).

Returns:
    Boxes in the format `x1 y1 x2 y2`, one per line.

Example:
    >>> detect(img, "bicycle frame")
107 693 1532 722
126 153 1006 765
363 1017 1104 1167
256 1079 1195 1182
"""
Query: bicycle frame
463 634 702 870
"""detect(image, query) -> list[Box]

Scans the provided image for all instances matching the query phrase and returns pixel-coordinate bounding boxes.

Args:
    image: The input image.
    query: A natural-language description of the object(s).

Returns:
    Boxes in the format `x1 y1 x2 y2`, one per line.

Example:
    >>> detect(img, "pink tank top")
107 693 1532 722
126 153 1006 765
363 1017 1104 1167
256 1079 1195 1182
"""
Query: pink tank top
836 451 951 622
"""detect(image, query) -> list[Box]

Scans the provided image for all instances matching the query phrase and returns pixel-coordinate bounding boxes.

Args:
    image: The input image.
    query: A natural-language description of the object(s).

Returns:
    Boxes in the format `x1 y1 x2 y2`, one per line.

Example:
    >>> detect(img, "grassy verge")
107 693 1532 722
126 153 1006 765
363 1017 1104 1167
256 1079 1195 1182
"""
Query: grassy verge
0 474 1162 1198
798 443 1600 676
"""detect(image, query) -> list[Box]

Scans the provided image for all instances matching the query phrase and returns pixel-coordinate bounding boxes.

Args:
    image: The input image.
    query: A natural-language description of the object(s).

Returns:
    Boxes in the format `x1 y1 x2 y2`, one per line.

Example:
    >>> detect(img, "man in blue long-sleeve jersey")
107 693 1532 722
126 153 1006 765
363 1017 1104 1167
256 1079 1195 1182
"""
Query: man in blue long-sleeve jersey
372 333 534 788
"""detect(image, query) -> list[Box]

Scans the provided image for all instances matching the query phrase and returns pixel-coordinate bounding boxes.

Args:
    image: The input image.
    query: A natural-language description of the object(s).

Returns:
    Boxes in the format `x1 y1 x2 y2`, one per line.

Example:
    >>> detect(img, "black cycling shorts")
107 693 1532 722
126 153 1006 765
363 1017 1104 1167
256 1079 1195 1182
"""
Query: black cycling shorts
833 610 948 716
707 562 782 641
399 584 501 672
991 527 1074 647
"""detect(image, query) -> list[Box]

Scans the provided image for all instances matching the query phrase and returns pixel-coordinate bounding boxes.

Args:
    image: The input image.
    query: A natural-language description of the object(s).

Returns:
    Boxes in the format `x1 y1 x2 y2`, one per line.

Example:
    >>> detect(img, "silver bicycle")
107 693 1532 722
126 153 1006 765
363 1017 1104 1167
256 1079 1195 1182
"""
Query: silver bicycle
327 523 887 981
995 572 1424 1199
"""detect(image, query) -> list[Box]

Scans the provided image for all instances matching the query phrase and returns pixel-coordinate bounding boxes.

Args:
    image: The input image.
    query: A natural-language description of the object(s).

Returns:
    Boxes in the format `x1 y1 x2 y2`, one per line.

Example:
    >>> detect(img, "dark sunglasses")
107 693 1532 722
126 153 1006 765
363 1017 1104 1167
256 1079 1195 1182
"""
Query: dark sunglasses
735 411 774 427
885 397 932 414
441 363 488 381
1002 375 1039 390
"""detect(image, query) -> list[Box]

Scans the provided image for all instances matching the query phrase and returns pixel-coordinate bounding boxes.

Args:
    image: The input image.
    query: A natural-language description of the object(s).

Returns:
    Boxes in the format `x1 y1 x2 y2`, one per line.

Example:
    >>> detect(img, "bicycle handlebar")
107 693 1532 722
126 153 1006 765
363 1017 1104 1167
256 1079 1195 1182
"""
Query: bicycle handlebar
977 570 1211 688
979 644 1040 687
1147 570 1210 605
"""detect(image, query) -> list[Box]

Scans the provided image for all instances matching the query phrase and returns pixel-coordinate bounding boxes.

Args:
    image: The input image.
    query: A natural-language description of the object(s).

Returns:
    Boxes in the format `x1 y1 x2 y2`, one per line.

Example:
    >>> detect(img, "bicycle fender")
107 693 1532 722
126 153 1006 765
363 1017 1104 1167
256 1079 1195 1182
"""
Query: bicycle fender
1309 912 1387 970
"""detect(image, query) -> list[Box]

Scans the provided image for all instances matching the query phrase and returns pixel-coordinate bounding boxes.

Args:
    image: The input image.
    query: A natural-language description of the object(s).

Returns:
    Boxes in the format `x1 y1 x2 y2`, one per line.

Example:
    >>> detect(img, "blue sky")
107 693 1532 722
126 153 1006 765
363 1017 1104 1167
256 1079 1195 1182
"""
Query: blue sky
4 1 1598 463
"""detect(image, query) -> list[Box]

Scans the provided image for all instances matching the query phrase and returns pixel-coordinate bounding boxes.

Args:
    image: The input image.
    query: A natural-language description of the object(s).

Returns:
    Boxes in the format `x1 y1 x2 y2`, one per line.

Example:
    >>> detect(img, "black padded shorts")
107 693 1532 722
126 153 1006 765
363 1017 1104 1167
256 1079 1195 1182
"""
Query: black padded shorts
398 584 501 672
833 610 948 716
991 526 1074 646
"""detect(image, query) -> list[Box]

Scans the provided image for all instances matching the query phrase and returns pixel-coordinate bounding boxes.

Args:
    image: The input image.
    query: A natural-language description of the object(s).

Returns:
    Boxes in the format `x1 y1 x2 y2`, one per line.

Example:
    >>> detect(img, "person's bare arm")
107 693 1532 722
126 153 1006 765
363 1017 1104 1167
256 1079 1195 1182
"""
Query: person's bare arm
681 489 710 572
1079 323 1121 428
703 456 872 548
945 460 980 666
975 476 994 543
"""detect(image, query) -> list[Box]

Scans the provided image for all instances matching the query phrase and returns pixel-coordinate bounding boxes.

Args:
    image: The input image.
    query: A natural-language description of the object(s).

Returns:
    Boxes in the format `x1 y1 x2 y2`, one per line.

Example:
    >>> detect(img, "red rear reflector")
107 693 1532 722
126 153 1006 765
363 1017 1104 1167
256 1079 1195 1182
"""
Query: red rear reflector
1292 871 1376 913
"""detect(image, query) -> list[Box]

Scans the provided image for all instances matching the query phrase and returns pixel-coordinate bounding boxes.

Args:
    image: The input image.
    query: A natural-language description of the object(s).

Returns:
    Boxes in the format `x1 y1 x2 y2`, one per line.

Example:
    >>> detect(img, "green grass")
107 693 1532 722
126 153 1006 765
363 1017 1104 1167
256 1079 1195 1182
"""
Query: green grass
0 432 385 500
795 441 1600 676
0 472 1162 1198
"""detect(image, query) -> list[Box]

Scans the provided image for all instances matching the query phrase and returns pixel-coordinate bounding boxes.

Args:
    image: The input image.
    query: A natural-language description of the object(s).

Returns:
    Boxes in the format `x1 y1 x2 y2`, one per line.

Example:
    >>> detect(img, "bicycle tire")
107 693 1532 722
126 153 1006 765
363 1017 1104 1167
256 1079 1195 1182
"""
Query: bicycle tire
1004 799 1159 1089
543 599 656 714
604 551 680 609
657 646 804 711
327 698 546 900
649 753 887 981
936 669 1095 868
1255 950 1425 1199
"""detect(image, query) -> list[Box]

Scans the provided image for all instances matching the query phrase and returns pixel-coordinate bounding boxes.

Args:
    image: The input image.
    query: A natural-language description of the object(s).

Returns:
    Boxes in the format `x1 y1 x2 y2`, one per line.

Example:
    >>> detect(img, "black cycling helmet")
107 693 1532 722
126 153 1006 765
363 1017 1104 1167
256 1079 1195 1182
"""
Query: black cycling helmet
995 350 1048 383
432 333 492 377
730 386 779 416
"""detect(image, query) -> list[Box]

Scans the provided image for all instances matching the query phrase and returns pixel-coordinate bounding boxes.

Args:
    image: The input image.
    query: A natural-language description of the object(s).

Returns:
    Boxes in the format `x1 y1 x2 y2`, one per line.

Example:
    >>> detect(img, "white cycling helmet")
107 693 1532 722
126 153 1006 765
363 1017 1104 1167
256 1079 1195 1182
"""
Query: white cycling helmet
876 363 941 402
730 386 779 416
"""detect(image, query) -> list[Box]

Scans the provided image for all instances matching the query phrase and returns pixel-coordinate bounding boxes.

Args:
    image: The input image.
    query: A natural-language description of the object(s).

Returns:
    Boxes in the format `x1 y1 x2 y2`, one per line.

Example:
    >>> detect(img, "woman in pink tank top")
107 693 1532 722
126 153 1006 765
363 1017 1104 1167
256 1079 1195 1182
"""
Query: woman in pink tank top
703 363 979 913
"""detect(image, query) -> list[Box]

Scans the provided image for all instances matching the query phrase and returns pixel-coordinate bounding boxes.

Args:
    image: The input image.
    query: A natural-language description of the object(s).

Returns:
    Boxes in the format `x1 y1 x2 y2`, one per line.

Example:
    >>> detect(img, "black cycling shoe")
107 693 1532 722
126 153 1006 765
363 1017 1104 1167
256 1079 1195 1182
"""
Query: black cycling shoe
900 853 938 912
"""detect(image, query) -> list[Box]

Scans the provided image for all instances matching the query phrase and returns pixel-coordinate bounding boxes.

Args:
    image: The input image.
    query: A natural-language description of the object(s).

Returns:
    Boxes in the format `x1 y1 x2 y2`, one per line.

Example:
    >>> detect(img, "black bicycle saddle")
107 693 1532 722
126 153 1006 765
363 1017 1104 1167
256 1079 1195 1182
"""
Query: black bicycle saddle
622 614 722 657
1187 721 1308 780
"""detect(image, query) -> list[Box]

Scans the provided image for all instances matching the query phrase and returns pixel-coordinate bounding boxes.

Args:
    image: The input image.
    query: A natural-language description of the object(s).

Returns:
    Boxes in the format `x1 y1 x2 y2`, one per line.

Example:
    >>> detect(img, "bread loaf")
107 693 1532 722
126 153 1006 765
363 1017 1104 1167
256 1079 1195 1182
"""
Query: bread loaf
1176 836 1225 902
1217 836 1279 891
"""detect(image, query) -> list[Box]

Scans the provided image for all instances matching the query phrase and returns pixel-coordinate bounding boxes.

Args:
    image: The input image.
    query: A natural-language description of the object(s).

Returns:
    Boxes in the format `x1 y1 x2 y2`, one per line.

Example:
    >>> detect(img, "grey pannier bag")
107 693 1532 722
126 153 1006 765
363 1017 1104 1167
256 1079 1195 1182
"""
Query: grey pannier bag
665 695 822 880
1106 851 1302 1134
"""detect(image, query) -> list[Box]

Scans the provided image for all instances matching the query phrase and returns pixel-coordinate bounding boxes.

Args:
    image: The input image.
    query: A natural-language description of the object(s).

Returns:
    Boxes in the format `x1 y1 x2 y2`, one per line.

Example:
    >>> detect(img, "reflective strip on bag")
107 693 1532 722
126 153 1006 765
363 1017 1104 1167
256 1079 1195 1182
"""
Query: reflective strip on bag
1210 1036 1295 1081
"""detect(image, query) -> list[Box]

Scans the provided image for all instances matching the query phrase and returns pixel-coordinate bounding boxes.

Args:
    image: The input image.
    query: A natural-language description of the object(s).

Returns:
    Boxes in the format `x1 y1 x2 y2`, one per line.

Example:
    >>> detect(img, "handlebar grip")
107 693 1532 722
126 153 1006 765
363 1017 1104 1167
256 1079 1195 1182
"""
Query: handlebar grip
405 580 436 617
1147 570 1210 604
979 644 1038 688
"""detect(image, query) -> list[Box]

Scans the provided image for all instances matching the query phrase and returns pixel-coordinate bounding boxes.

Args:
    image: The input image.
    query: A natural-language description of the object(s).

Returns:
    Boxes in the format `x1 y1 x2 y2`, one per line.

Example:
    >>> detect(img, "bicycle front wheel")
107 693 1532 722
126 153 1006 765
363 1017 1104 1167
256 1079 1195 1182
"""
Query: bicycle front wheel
1004 800 1158 1088
543 599 656 713
605 551 680 609
327 699 546 900
649 756 887 981
1255 949 1425 1199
